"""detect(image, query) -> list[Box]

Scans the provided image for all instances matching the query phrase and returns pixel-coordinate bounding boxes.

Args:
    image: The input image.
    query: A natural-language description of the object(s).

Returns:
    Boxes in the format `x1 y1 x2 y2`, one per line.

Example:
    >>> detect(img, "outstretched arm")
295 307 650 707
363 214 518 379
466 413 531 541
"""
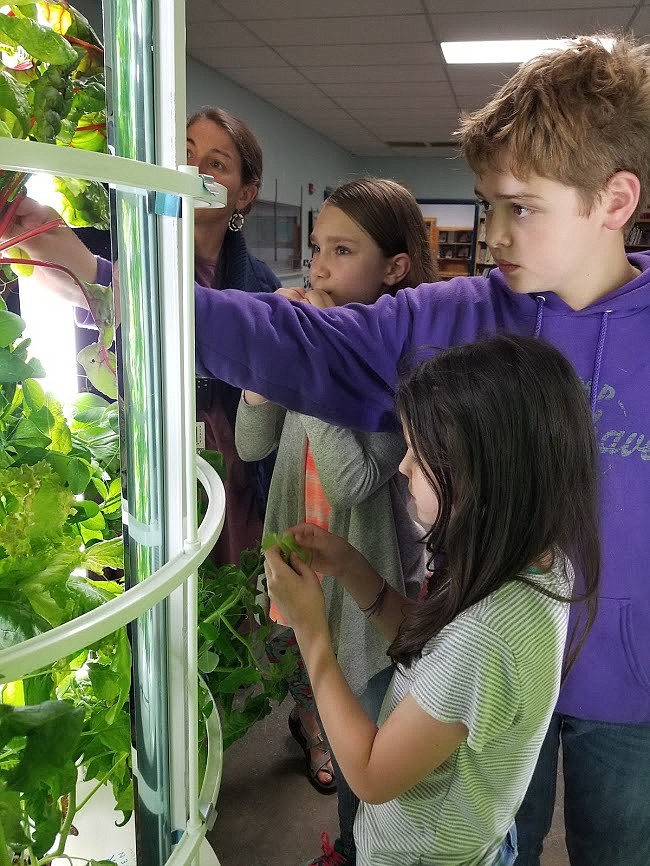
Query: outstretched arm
194 287 417 432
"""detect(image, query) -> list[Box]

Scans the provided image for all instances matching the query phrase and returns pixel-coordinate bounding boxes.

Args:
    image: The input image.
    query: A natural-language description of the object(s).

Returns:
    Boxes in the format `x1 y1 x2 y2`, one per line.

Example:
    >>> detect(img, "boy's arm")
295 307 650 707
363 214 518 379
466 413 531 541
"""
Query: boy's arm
298 420 406 507
194 287 419 433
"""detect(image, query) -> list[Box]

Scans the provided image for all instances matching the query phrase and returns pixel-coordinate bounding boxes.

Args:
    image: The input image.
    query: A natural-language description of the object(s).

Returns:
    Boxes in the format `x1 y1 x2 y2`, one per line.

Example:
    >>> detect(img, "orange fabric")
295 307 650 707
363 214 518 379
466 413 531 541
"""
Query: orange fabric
270 440 331 624
303 441 332 532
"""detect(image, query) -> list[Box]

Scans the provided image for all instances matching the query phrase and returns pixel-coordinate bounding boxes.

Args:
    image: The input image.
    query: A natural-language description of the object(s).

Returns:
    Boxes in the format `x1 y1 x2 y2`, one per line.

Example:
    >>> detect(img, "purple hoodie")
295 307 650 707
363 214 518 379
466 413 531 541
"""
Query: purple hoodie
190 254 650 723
98 253 650 724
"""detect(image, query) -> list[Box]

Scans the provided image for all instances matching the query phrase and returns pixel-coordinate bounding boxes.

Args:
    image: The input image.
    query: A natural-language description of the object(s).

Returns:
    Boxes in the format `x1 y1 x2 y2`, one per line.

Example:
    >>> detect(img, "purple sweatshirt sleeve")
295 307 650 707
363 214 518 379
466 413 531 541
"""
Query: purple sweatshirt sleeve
194 286 422 431
85 258 494 432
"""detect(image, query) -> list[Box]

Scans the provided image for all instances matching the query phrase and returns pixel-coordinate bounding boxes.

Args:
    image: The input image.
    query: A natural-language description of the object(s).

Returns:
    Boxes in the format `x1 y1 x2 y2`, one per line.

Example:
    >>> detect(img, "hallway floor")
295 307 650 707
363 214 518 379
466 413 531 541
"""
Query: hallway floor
207 698 569 866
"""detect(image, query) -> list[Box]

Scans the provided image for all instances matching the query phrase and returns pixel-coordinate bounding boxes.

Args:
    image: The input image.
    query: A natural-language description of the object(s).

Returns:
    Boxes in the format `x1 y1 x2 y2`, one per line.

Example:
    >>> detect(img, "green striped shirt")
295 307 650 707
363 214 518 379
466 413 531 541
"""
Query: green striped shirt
355 556 573 866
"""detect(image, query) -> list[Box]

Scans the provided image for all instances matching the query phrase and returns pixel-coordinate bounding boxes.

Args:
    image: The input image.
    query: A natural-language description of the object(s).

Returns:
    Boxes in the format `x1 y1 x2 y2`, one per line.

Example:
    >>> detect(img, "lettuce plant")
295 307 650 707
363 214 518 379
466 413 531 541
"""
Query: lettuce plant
0 300 130 865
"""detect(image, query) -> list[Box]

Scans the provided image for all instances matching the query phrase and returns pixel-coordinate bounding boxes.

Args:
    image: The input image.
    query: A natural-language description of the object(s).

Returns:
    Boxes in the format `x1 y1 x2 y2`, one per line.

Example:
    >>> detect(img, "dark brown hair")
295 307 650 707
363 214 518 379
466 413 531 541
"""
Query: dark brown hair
325 178 437 291
391 335 600 679
187 106 263 215
457 34 650 221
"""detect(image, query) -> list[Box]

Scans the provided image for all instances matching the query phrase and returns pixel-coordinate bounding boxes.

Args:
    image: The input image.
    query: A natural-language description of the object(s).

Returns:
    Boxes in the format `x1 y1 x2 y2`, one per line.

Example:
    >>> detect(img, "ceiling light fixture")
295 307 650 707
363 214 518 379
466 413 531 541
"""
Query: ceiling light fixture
441 37 615 64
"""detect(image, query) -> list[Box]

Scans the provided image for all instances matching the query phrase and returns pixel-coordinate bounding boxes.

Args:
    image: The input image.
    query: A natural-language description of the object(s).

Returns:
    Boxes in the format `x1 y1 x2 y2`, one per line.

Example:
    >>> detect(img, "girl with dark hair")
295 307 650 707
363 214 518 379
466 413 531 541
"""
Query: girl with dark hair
235 178 435 859
265 334 600 866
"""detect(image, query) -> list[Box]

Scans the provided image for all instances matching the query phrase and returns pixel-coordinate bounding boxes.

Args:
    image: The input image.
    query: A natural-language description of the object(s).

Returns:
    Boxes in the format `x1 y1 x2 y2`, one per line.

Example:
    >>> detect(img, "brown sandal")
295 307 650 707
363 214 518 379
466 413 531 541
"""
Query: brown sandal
288 707 337 795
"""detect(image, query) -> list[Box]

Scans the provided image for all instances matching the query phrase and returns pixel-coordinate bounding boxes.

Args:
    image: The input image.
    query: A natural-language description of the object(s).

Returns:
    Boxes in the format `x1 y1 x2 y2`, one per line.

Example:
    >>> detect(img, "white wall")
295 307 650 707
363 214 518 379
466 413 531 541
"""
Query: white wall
419 203 476 227
351 156 476 200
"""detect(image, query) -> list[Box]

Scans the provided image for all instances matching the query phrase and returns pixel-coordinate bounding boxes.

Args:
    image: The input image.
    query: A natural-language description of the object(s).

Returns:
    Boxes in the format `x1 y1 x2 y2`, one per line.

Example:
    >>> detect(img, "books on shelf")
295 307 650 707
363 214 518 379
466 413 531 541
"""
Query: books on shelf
625 224 650 247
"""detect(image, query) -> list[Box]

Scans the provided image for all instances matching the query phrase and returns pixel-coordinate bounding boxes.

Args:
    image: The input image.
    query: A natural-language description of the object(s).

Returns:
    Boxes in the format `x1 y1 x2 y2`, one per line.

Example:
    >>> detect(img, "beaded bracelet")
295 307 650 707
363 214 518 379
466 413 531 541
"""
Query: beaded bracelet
358 578 388 618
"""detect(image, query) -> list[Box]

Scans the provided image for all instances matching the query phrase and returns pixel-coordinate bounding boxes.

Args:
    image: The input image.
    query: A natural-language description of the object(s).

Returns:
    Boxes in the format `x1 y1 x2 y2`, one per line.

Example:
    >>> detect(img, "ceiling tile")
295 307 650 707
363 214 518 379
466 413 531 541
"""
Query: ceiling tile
302 65 445 84
246 82 326 99
186 20 262 48
352 108 460 122
218 66 307 85
270 97 344 113
424 0 635 11
219 0 423 16
185 0 233 22
333 95 459 111
629 7 650 37
276 43 440 66
430 8 632 41
189 46 286 67
366 122 461 135
320 81 446 98
446 63 520 83
245 15 431 46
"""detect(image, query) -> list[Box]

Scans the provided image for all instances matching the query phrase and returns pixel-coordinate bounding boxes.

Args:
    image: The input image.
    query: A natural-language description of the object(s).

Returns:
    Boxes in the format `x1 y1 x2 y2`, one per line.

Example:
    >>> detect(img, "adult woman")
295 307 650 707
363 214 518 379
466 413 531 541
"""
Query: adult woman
185 107 280 565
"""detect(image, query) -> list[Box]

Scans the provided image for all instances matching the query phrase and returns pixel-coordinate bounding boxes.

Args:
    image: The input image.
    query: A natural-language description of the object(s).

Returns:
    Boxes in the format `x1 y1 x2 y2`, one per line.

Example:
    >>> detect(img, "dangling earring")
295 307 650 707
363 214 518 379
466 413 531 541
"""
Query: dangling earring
228 210 245 232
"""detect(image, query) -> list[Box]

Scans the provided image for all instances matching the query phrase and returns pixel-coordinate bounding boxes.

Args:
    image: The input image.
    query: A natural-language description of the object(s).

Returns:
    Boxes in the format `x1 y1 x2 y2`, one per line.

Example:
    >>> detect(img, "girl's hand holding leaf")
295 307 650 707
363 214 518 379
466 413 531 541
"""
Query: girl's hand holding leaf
264 546 327 638
287 522 361 580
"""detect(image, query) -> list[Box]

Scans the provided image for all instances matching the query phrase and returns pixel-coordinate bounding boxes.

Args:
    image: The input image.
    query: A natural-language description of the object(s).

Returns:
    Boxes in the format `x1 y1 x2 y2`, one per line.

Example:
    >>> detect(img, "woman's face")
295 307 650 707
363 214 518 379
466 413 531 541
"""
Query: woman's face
309 204 406 305
186 117 257 222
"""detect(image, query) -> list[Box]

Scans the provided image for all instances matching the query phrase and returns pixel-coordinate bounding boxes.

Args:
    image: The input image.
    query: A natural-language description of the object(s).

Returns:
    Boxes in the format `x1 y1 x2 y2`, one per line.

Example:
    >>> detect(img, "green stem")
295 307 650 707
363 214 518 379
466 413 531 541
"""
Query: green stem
36 785 77 865
203 587 244 625
75 751 128 813
220 616 259 668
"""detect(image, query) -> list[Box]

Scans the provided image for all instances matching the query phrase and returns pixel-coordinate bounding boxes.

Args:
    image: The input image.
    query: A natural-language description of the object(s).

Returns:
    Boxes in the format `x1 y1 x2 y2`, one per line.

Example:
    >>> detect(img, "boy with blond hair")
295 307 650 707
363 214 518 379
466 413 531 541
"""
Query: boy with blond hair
8 33 650 866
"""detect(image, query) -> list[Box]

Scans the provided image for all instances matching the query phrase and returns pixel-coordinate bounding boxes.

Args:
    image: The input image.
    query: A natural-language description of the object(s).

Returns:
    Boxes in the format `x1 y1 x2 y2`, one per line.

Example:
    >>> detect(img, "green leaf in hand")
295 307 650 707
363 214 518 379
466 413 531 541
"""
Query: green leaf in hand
261 530 310 564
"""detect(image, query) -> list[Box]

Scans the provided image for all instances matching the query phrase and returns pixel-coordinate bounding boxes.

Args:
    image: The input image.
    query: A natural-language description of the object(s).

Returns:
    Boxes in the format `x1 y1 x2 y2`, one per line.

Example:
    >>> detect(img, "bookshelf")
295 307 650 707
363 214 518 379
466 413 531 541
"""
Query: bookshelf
424 222 474 279
473 211 495 276
625 209 650 252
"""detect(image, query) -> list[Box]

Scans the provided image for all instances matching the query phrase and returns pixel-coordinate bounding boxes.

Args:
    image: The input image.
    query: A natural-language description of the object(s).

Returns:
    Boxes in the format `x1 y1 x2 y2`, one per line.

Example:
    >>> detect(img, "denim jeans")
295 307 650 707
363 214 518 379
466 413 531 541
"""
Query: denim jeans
515 711 650 866
322 665 395 864
492 825 518 866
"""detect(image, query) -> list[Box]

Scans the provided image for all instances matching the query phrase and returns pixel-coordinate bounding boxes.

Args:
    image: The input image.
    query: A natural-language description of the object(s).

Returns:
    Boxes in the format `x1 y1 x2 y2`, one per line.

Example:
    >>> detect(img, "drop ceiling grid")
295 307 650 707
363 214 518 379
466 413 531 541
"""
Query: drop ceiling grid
186 0 649 155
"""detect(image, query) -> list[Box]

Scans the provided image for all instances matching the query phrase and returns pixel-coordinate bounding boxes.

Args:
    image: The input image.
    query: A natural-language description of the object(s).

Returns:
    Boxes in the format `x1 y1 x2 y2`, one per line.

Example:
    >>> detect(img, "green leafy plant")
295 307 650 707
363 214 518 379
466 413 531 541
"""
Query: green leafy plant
197 545 296 750
0 301 130 865
0 1 116 398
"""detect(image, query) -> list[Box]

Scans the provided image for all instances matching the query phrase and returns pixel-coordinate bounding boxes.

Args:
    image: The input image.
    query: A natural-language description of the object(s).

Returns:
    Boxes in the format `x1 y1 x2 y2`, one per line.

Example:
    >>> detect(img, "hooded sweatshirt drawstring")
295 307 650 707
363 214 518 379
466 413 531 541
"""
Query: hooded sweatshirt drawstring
591 310 611 413
533 295 545 337
533 296 611 413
